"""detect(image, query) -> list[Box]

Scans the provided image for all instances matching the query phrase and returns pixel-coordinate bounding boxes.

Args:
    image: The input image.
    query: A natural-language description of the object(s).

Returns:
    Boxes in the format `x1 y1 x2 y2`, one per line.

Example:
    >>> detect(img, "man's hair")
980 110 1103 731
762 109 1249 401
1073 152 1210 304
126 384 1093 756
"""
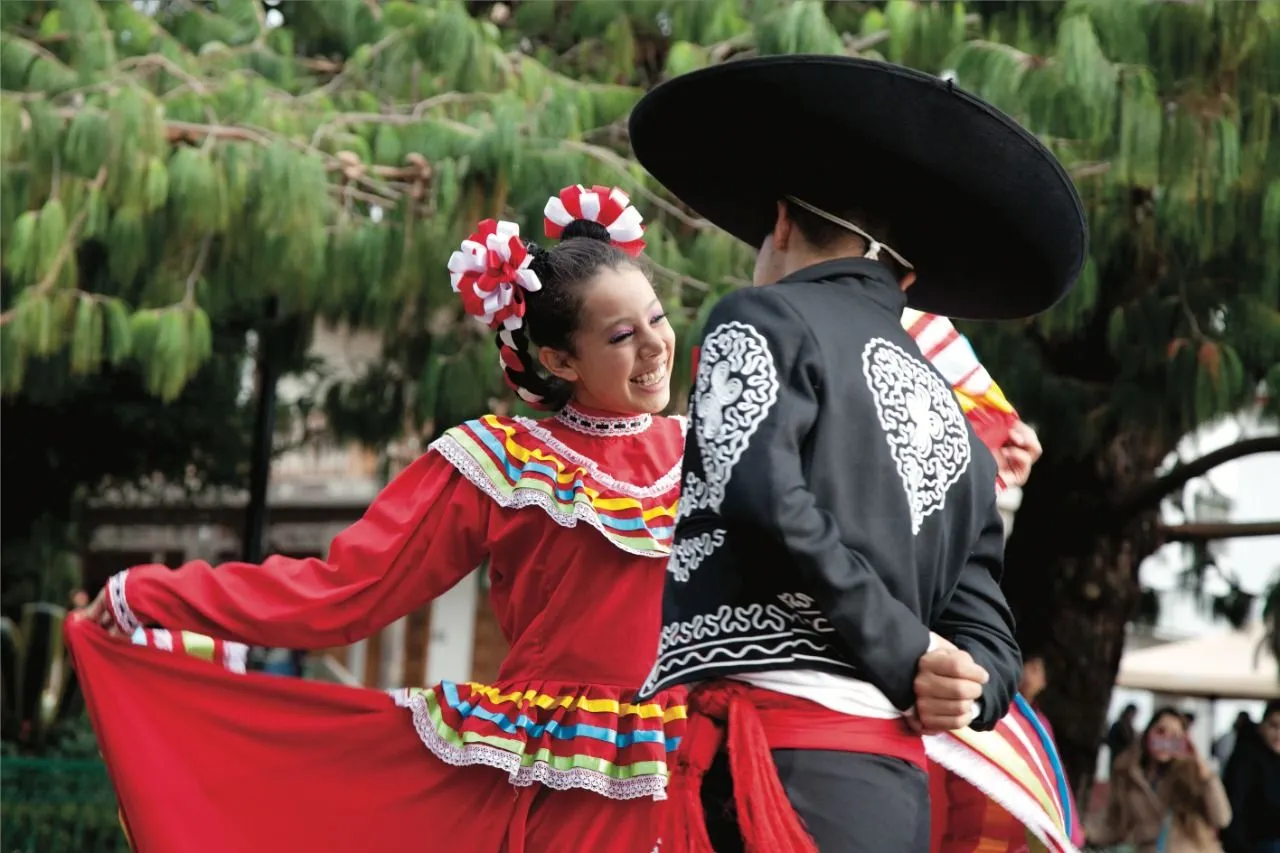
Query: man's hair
784 200 909 279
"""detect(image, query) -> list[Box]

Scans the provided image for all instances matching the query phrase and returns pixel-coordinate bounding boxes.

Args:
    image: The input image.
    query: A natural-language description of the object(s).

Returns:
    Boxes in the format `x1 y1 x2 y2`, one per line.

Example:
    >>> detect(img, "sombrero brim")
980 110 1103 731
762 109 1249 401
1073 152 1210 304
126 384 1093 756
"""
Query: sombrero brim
628 55 1088 320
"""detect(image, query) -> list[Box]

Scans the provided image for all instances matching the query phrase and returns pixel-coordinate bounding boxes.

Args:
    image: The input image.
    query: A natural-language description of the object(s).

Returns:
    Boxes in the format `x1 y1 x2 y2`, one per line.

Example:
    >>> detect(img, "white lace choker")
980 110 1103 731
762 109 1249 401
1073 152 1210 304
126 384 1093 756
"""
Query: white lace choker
554 403 652 437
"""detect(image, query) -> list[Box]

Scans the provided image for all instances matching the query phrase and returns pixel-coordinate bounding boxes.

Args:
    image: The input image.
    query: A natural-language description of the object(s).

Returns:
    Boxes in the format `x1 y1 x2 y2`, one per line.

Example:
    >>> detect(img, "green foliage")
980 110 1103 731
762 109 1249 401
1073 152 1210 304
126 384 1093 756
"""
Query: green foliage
1 756 127 853
951 0 1280 458
1 0 1276 466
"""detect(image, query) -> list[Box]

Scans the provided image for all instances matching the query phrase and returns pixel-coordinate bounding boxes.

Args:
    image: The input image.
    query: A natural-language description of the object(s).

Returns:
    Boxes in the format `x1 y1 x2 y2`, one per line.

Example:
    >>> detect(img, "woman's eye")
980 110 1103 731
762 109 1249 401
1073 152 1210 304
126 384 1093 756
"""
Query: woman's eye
650 312 668 325
609 330 634 344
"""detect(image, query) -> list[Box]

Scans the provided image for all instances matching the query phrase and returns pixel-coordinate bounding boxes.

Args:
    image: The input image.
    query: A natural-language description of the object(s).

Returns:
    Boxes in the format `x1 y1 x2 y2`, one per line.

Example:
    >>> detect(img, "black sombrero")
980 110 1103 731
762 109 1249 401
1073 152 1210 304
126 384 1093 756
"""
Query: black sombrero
628 55 1088 320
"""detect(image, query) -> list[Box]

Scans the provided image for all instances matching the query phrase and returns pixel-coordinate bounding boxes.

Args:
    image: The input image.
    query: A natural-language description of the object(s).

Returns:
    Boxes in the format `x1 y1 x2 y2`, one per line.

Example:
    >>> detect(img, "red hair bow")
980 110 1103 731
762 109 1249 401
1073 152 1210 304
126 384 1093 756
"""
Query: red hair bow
447 219 542 331
543 184 646 257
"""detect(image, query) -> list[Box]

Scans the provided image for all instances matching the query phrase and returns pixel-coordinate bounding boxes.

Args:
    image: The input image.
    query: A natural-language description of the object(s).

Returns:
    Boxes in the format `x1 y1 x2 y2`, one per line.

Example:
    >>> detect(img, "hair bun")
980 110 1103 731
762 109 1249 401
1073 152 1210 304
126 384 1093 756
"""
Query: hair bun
543 184 646 257
447 218 543 331
560 218 613 243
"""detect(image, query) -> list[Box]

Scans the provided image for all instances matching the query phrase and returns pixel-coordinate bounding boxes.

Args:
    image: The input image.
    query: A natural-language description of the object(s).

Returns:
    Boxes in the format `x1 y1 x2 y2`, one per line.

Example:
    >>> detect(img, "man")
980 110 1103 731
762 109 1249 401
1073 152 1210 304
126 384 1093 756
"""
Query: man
1108 704 1139 766
629 55 1088 852
1214 711 1254 768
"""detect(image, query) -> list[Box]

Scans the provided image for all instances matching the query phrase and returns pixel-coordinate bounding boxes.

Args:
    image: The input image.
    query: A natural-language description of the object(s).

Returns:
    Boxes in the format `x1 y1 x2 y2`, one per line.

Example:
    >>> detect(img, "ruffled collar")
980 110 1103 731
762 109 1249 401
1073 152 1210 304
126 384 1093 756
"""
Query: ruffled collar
554 402 652 438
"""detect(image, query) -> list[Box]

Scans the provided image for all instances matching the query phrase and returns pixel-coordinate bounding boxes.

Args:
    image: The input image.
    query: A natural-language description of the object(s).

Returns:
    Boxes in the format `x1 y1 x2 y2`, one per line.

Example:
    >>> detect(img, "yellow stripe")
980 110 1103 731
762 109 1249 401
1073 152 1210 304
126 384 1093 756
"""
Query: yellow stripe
180 631 215 663
482 416 679 518
463 682 687 722
952 728 1062 829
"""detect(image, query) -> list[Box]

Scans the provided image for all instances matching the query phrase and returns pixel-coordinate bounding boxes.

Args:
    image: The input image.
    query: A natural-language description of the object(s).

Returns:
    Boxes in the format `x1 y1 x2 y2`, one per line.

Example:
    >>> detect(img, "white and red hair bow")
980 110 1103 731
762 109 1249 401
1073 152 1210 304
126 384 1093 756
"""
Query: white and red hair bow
543 184 646 257
447 219 542 331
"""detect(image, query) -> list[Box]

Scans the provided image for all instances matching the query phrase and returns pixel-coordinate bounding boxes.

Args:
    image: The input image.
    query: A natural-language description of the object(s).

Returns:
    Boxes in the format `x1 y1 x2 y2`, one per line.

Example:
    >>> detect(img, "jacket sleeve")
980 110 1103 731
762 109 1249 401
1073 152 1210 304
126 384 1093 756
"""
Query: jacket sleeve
1201 771 1233 829
696 288 932 710
931 496 1021 730
107 450 490 649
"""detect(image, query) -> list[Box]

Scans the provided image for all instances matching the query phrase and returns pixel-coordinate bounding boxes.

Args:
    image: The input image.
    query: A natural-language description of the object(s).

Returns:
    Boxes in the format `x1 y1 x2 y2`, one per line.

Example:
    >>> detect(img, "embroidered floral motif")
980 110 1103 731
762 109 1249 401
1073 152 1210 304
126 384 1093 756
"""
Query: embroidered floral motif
667 529 726 583
554 403 652 438
861 338 972 535
639 594 856 697
678 322 780 521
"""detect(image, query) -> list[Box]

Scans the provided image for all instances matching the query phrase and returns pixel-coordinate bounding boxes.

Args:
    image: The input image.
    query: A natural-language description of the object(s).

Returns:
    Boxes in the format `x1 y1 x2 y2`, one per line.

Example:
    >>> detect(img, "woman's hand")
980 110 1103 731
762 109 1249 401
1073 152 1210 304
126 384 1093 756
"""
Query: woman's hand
997 420 1042 488
76 589 125 636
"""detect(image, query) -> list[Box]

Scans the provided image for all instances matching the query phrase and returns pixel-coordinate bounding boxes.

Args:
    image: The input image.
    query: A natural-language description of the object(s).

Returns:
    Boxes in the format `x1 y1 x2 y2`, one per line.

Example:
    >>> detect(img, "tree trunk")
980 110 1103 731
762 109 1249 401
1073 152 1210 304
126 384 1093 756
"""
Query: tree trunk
1001 432 1166 802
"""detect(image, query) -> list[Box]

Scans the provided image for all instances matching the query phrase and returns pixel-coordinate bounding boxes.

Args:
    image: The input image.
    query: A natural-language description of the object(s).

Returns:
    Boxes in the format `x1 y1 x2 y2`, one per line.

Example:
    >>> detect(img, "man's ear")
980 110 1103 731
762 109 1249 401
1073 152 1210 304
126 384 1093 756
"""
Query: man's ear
899 271 917 291
773 199 793 251
537 346 579 383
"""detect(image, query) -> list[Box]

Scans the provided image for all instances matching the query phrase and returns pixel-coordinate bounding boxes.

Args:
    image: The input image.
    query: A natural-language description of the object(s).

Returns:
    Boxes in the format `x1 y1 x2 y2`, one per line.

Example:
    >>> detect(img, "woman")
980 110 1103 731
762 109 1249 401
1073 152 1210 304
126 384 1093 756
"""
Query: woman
1089 707 1232 853
75 183 685 853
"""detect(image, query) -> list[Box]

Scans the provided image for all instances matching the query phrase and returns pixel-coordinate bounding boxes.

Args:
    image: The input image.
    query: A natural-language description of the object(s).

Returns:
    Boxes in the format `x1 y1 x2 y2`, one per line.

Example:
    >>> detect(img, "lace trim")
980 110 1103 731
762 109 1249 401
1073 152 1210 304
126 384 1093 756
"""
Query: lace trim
510 416 682 500
392 690 670 802
432 436 669 558
108 570 141 634
924 733 1077 853
554 403 652 437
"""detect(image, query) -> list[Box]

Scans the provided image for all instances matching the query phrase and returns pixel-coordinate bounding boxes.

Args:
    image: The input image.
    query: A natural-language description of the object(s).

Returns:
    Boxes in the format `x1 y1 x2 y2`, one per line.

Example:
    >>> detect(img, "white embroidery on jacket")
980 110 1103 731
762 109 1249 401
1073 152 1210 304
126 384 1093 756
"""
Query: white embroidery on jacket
666 529 726 583
677 321 780 522
638 593 855 696
861 338 971 535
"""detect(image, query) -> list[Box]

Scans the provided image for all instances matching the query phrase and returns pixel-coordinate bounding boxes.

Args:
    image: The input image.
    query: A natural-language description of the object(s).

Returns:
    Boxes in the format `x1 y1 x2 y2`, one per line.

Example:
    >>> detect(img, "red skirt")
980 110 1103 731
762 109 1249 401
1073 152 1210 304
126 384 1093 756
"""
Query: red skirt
65 618 665 853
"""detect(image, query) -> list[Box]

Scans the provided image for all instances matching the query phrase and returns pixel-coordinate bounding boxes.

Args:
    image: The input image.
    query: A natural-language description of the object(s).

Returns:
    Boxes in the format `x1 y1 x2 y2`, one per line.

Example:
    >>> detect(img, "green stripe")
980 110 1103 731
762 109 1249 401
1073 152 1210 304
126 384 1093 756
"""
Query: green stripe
442 430 668 556
422 690 669 781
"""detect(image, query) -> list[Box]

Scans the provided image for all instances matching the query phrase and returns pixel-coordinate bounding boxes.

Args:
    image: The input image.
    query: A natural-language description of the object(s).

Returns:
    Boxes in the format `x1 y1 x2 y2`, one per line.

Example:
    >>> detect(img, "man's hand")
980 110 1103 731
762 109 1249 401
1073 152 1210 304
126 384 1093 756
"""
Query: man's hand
996 420 1042 488
909 647 989 734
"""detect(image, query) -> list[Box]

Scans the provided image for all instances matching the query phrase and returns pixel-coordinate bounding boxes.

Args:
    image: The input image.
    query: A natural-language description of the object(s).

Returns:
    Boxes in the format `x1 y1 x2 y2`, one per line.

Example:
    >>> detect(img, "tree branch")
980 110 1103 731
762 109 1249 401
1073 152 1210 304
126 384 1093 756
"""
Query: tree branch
1119 435 1280 516
0 167 108 327
1159 521 1280 543
560 140 712 230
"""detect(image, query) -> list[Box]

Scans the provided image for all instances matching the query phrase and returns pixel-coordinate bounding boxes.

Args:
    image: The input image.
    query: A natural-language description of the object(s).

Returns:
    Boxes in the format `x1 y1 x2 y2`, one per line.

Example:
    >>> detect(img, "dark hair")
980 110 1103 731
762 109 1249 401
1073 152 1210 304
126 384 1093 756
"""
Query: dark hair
496 219 634 411
1265 699 1280 720
784 200 909 279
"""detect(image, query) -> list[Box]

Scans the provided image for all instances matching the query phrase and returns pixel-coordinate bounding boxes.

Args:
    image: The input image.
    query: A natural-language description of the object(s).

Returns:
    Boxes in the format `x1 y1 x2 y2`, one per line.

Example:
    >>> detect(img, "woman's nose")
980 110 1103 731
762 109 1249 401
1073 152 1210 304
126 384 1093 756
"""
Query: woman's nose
636 326 666 355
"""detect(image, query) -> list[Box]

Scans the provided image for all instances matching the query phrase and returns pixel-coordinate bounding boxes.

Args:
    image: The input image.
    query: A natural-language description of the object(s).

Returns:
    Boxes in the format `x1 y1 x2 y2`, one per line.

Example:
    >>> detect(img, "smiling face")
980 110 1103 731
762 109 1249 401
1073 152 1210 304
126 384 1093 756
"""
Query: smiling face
538 265 674 415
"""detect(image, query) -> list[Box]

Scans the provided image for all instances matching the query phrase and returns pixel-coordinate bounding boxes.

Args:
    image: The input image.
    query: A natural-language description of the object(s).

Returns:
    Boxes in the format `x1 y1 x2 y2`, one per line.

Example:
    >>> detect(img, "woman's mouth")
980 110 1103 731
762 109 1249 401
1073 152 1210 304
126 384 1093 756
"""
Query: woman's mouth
629 367 667 390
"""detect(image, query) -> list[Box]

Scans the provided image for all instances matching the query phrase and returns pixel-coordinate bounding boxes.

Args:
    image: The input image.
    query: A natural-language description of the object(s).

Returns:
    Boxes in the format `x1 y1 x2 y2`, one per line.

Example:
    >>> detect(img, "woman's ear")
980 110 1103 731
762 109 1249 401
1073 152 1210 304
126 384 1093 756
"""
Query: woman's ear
537 346 579 383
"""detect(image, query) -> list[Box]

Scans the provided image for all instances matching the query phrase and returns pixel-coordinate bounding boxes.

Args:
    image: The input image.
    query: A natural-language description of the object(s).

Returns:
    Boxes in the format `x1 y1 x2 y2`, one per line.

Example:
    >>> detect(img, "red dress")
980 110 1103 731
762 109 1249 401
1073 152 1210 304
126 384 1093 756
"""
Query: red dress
68 404 688 853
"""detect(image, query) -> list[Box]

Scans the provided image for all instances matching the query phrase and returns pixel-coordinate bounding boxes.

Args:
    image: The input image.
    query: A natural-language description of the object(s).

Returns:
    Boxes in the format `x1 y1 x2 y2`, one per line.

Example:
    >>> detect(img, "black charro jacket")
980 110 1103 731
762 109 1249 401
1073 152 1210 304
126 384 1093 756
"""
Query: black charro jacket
636 259 1020 731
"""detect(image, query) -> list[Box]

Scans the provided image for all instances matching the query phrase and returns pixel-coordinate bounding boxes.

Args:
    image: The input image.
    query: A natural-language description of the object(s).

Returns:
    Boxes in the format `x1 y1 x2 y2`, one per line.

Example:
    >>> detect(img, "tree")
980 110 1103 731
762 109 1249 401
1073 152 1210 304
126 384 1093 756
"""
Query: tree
3 0 1278 793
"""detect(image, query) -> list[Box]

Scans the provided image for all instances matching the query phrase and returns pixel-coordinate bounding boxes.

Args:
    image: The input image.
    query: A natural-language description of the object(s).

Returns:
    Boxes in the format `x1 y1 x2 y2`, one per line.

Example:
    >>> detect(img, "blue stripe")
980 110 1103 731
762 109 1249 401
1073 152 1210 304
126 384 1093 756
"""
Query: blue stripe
1014 693 1072 831
440 682 680 753
463 423 669 536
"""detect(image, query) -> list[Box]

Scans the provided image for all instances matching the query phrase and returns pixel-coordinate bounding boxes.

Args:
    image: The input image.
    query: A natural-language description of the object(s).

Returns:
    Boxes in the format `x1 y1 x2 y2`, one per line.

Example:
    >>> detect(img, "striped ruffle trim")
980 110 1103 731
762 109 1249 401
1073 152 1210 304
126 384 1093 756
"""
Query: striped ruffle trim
391 681 687 802
430 415 680 558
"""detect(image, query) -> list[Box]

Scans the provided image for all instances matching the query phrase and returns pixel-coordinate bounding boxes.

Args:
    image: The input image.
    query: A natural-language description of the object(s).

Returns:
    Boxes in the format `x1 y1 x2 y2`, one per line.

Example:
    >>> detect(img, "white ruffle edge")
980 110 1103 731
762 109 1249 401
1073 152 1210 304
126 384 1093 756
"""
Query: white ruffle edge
431 435 672 559
924 732 1079 853
390 689 670 803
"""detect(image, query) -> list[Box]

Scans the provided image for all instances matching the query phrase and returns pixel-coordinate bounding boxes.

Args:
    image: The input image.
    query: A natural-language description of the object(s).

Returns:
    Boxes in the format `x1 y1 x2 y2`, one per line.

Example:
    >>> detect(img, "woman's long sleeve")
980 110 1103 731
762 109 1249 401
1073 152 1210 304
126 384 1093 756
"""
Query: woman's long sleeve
107 451 490 649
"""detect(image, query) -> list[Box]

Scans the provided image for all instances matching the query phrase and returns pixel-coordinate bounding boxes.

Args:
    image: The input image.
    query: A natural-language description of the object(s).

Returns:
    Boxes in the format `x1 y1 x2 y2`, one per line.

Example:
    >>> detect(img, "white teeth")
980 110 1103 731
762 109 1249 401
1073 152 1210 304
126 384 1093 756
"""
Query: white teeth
630 367 666 387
